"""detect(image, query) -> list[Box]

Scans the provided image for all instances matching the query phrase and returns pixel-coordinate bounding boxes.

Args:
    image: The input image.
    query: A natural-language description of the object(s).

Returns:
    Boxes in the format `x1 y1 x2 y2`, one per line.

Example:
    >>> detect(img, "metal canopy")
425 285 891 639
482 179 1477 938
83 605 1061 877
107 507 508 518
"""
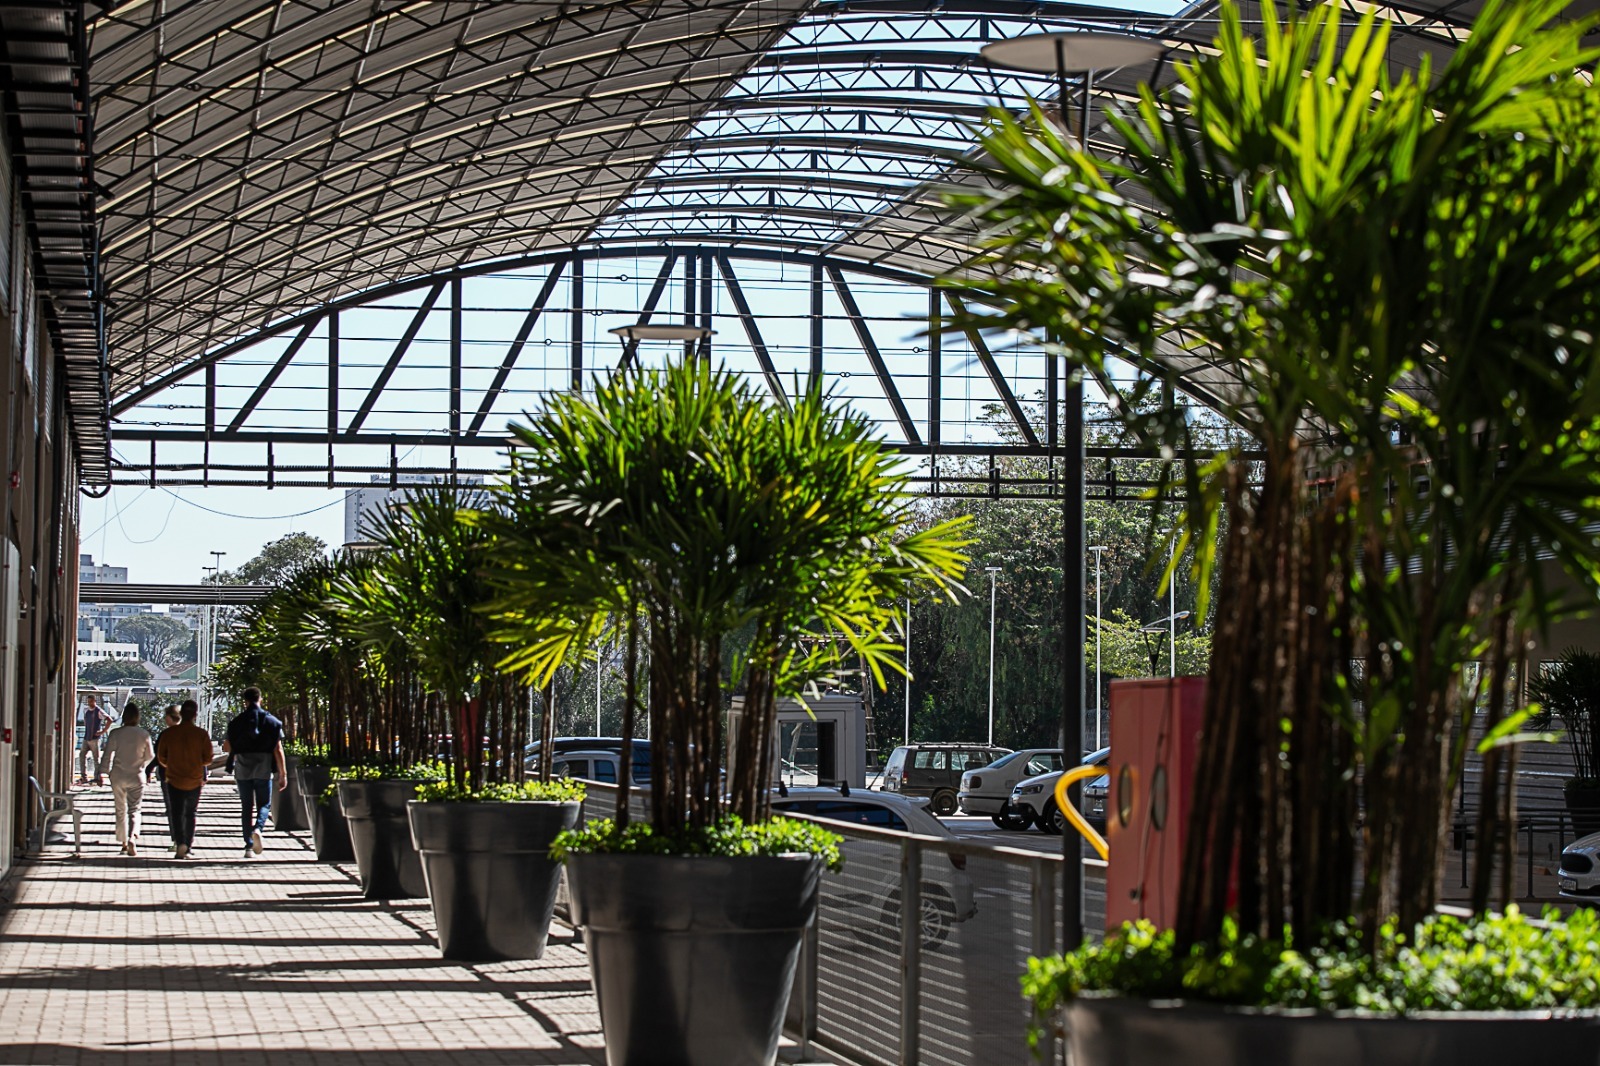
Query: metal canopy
79 0 1581 486
78 582 274 605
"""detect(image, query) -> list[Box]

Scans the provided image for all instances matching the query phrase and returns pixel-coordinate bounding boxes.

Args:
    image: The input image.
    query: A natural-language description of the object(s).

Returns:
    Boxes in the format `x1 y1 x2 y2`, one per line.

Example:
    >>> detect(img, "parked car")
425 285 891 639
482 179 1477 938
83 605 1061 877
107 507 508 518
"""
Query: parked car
773 786 978 950
550 749 651 786
524 736 650 775
958 748 1065 828
1007 747 1110 834
878 742 1012 815
1558 831 1600 898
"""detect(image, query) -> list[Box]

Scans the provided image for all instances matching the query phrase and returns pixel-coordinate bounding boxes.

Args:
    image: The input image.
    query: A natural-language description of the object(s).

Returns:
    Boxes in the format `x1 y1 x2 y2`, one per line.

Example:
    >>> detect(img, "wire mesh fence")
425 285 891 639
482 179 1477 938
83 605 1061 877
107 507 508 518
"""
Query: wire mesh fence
569 781 1100 1065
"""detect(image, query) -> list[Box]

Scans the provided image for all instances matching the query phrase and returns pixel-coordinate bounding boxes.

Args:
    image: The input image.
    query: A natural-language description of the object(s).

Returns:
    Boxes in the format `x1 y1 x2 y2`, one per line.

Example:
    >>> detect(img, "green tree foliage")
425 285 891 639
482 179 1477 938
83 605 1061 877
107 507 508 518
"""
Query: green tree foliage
485 361 969 832
79 659 151 686
113 613 193 668
878 422 1216 753
221 533 328 585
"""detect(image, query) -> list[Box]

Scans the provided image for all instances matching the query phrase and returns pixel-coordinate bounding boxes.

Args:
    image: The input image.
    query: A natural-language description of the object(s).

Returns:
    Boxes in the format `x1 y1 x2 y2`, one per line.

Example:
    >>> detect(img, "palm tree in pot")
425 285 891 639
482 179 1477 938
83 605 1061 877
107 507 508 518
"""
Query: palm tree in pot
352 483 583 960
1531 649 1600 837
487 360 968 1066
947 0 1600 1060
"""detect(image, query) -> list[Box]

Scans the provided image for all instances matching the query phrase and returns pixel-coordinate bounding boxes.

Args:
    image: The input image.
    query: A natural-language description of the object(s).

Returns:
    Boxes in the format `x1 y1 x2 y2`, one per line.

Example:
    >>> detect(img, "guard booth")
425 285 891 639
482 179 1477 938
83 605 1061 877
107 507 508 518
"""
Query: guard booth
725 694 868 790
775 695 866 789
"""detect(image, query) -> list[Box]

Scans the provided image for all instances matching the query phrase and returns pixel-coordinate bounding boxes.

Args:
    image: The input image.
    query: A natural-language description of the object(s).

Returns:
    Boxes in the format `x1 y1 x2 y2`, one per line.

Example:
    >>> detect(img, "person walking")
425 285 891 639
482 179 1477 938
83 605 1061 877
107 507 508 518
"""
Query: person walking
158 700 213 859
223 687 286 858
78 694 110 785
148 706 181 848
98 703 155 855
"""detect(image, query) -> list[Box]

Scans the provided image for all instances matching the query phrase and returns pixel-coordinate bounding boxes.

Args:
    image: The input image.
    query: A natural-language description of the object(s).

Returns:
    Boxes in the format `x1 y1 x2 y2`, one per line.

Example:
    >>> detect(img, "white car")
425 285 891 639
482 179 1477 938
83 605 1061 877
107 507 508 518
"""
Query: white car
1558 831 1600 898
1008 747 1110 834
772 786 978 950
958 748 1065 828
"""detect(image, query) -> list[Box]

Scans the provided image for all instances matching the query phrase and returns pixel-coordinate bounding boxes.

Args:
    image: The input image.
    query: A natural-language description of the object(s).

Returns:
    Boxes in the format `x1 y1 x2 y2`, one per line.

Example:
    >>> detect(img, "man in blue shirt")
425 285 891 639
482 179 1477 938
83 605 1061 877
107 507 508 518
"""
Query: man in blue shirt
223 687 287 858
78 695 110 786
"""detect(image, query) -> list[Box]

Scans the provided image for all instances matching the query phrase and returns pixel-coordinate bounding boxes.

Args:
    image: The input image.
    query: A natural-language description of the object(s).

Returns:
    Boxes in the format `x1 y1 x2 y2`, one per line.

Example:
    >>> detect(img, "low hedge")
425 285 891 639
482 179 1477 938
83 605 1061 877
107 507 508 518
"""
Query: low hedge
1025 906 1600 1041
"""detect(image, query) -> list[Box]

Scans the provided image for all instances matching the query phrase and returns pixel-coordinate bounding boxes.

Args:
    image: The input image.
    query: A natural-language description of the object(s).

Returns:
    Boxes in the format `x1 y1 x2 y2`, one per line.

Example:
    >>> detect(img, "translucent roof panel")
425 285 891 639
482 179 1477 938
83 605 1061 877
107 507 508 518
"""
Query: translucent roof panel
85 0 1581 415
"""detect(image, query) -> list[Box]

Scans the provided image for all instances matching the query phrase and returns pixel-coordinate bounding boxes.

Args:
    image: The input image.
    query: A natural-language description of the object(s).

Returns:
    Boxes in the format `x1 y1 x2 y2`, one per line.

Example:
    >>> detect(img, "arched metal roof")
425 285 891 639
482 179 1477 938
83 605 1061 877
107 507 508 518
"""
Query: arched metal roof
19 0 1580 482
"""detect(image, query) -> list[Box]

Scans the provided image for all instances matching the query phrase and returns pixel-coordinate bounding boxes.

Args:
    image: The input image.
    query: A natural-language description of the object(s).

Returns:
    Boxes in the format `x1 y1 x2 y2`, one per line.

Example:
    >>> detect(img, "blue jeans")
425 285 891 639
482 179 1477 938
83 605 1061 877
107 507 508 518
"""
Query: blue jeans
237 777 272 845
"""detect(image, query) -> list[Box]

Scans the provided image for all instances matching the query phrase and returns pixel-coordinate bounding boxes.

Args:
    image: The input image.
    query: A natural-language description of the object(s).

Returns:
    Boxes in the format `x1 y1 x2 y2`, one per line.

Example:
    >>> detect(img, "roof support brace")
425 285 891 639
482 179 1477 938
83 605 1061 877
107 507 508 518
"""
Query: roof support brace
227 316 319 433
947 293 1040 448
716 252 785 405
468 263 566 436
348 284 445 434
617 254 679 370
827 264 921 446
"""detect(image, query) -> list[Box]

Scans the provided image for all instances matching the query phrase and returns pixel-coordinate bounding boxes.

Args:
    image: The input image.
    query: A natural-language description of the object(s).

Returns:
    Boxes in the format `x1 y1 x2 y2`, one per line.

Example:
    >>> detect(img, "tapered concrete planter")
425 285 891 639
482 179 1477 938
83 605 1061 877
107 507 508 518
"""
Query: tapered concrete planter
274 754 307 831
296 764 354 863
567 852 820 1066
407 800 580 961
339 780 427 899
1064 995 1600 1066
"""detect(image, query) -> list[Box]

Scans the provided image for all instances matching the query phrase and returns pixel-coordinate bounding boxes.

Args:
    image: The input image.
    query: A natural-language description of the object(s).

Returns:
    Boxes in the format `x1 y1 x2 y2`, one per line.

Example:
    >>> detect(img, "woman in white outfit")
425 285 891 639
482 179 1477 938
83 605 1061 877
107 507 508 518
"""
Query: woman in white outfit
98 703 155 856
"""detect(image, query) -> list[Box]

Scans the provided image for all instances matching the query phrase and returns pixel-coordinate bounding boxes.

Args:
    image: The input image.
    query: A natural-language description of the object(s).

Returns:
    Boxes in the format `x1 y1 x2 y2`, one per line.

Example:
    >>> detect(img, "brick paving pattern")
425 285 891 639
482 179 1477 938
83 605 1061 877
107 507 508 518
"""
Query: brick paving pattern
0 783 607 1066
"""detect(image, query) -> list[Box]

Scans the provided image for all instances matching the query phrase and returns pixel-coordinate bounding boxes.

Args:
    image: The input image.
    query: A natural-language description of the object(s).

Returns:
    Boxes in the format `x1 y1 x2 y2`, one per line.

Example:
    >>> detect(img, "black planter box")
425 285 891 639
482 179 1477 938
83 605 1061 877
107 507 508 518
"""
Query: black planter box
339 779 428 899
407 800 579 961
297 764 354 863
274 754 308 832
1566 783 1600 839
567 852 820 1066
1065 995 1600 1066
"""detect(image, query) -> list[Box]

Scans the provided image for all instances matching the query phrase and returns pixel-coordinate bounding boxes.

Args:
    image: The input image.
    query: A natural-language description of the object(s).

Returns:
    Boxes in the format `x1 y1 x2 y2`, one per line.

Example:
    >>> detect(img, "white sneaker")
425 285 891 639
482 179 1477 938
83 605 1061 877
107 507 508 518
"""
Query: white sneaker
251 829 264 855
175 844 189 859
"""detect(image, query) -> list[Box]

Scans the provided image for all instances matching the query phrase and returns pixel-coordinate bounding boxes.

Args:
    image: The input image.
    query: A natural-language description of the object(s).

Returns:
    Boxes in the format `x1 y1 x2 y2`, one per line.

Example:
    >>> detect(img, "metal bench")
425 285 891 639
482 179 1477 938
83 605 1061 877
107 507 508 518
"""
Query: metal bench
28 776 81 855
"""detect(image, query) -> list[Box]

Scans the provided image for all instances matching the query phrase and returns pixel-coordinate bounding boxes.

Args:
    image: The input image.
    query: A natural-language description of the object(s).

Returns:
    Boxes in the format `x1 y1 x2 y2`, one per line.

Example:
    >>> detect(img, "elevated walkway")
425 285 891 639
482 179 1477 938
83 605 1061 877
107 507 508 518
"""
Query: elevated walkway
0 785 609 1065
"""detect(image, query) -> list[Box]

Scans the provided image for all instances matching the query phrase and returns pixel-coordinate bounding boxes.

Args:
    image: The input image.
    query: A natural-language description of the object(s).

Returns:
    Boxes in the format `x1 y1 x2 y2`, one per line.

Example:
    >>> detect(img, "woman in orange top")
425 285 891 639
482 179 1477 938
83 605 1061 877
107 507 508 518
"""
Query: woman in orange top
157 700 215 859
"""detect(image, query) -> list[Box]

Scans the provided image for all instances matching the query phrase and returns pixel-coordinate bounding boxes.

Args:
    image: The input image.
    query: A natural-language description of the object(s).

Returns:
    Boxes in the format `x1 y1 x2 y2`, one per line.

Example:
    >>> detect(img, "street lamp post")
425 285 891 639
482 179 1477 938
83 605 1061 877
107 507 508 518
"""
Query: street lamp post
1089 545 1107 747
903 597 912 748
985 566 1001 747
979 28 1166 952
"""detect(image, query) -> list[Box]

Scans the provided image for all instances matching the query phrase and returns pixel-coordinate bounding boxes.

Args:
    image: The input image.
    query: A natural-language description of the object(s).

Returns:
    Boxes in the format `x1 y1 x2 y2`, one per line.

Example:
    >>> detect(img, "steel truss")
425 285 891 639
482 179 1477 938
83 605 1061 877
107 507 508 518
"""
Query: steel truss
108 244 1217 498
86 0 1506 488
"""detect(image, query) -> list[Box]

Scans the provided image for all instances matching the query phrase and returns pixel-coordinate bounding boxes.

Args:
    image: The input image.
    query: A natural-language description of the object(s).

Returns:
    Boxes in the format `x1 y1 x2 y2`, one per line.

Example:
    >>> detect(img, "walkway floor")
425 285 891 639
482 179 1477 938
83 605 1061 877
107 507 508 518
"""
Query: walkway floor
0 783 611 1066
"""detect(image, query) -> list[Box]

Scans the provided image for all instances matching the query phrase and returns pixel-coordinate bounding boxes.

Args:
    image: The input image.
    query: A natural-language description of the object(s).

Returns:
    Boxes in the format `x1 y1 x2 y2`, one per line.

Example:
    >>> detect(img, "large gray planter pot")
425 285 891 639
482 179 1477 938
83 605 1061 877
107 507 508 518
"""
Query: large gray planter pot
339 780 428 899
567 852 821 1066
274 754 307 831
1065 995 1600 1066
297 764 354 863
407 800 579 961
1566 782 1600 838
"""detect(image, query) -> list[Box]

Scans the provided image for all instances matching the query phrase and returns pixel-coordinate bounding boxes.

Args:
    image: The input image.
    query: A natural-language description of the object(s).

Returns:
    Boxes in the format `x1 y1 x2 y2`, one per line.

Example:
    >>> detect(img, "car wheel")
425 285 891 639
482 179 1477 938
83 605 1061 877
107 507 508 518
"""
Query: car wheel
1037 800 1065 835
993 805 1033 832
930 790 959 817
882 884 956 952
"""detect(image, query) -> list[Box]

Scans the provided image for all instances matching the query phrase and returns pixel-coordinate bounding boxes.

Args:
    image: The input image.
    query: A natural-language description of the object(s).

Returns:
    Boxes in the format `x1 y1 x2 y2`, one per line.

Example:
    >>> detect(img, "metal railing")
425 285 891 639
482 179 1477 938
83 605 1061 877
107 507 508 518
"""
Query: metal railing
572 782 1092 1066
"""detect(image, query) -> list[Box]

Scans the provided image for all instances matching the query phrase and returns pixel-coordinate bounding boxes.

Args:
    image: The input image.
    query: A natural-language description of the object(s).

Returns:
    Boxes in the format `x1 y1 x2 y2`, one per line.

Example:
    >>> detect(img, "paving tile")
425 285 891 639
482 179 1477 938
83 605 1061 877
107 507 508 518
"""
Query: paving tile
0 785 608 1066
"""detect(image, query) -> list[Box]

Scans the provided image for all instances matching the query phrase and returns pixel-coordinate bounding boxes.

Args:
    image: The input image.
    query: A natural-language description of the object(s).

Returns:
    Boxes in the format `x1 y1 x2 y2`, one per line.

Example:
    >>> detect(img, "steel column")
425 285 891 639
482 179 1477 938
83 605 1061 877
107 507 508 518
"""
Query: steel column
449 278 463 436
1061 360 1085 950
570 258 585 392
898 837 923 1066
809 260 824 386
